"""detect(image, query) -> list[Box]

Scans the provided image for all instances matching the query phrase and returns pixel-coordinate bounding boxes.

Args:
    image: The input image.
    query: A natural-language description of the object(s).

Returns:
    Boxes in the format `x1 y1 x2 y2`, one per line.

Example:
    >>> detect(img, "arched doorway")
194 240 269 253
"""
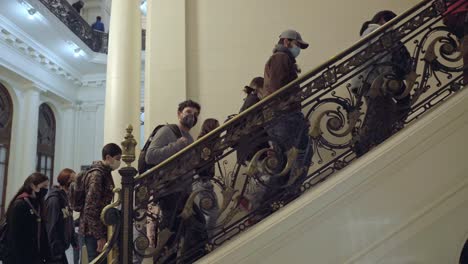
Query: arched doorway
36 103 56 184
0 83 13 215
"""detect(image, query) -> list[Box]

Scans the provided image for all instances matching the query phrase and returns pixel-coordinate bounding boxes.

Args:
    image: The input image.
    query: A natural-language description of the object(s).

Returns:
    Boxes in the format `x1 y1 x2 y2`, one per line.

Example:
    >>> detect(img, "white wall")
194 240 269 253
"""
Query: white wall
199 87 468 264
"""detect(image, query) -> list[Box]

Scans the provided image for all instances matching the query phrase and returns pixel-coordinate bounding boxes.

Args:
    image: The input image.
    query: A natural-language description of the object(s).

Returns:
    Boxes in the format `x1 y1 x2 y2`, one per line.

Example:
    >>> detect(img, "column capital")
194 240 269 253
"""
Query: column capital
21 83 46 94
78 101 104 112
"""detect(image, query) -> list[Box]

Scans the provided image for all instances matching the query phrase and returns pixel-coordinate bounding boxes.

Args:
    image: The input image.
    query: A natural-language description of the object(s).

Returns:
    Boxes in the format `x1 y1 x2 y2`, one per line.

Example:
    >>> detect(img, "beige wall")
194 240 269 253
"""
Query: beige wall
184 0 416 128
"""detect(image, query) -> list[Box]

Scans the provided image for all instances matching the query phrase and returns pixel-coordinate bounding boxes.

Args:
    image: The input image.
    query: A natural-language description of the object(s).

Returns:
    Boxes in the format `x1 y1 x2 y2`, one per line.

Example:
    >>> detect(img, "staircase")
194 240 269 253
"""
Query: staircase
87 0 467 263
199 85 468 264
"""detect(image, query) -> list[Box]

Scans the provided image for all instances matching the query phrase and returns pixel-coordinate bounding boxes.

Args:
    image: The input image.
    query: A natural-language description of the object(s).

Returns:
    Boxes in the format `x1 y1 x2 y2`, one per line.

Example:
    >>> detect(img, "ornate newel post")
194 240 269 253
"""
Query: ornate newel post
119 125 138 264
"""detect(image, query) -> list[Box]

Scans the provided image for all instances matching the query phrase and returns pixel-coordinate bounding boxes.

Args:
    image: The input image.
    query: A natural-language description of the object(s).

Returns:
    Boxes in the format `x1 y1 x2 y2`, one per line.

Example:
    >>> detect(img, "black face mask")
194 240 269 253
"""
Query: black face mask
181 114 197 129
36 187 48 199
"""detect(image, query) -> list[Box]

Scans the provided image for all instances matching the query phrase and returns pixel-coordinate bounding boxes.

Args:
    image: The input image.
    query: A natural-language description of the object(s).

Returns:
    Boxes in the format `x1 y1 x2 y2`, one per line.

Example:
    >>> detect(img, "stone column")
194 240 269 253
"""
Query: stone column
5 85 41 201
21 86 41 179
58 104 76 171
104 0 141 154
144 0 187 137
103 1 141 263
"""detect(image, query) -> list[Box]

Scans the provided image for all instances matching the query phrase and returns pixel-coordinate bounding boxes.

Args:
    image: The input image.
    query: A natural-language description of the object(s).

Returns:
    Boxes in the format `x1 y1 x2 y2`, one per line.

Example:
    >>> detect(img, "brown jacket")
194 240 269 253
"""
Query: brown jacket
261 45 299 100
79 161 114 239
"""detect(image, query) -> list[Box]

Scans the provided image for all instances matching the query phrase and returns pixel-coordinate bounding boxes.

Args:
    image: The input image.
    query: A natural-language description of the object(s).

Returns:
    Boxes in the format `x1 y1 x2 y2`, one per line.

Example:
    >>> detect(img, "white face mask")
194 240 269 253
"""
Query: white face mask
110 159 121 170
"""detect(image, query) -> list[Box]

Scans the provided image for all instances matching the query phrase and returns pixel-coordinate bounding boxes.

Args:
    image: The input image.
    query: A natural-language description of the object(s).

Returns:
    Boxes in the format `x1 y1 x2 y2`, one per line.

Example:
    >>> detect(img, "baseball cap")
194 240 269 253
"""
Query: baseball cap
279 29 309 49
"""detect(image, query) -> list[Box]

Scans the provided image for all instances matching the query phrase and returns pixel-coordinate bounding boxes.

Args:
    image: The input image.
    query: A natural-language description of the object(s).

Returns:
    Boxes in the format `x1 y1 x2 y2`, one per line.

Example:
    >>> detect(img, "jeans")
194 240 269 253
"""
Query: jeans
80 235 105 263
265 111 312 190
73 231 81 264
266 111 309 151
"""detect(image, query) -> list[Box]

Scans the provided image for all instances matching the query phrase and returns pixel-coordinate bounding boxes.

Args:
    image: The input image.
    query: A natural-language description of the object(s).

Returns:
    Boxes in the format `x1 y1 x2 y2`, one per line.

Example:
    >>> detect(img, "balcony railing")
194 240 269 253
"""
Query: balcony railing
37 0 146 53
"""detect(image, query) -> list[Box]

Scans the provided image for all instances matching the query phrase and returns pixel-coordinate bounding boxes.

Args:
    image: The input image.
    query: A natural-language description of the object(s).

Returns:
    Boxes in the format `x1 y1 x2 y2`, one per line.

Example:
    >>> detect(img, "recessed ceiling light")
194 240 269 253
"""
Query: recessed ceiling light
27 8 36 16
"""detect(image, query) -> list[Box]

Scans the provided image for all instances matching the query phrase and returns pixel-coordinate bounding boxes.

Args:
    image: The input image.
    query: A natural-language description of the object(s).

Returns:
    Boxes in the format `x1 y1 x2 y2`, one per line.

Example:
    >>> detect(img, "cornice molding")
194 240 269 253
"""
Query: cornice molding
0 17 83 86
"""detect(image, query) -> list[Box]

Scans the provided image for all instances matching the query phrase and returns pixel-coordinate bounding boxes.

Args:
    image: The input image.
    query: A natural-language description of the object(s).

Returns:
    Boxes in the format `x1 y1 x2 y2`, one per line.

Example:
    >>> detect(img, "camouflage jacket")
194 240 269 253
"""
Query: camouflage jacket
79 161 114 239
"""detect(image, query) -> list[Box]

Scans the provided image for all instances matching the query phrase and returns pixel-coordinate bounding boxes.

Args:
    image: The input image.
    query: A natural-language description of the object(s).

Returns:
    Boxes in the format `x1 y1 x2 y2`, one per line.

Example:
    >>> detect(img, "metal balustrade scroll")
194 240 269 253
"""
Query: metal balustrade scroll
95 0 466 263
35 0 146 53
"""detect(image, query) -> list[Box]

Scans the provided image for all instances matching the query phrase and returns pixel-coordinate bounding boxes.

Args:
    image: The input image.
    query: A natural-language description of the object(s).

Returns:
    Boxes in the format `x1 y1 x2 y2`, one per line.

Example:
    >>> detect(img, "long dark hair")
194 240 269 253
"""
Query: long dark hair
243 77 264 95
198 118 220 139
360 10 397 36
6 172 48 213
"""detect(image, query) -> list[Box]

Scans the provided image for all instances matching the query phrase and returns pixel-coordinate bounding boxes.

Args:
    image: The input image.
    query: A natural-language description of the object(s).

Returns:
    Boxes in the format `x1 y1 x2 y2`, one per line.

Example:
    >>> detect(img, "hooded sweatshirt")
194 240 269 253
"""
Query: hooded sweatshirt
45 186 74 260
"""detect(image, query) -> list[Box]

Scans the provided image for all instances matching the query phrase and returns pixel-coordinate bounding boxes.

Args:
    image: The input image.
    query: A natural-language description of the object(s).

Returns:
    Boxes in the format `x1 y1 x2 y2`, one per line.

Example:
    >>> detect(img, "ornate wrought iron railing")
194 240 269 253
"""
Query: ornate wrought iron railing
35 0 146 53
98 0 465 263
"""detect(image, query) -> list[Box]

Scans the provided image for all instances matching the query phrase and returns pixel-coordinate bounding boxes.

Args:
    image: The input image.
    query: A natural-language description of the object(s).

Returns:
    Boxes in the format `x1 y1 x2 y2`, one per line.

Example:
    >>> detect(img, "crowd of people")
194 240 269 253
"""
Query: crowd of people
1 3 466 263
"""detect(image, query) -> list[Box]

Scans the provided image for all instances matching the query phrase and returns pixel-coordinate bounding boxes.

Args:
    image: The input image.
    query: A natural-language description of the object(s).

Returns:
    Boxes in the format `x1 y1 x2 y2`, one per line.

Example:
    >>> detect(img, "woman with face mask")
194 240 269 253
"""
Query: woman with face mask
45 168 77 264
4 172 49 264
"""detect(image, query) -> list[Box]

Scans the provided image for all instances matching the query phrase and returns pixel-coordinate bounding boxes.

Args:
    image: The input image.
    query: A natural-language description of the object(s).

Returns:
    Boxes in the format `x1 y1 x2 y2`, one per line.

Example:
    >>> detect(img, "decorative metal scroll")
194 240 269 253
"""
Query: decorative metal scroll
117 0 465 263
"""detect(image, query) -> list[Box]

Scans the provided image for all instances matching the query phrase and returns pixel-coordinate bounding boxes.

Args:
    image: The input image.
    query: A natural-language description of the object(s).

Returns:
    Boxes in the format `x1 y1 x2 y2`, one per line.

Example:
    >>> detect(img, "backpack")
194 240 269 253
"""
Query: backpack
0 217 7 260
69 167 104 212
391 43 413 79
138 124 182 174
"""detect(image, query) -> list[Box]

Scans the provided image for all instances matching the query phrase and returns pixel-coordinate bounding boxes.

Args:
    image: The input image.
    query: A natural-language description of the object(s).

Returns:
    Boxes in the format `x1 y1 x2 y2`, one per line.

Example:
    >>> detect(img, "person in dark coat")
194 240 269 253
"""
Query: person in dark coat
352 11 403 157
91 16 105 32
71 1 84 13
236 77 270 164
4 172 49 264
239 77 263 113
45 168 77 264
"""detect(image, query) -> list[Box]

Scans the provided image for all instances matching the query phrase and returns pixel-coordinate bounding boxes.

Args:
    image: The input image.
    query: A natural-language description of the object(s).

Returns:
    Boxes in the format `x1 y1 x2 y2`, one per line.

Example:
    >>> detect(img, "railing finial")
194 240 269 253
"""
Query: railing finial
121 124 137 167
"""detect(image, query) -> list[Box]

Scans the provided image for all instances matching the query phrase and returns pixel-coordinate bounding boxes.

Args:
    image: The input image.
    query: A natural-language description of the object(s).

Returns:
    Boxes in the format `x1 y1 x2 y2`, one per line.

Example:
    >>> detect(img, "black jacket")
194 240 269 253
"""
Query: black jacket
239 93 260 113
45 187 75 262
4 194 46 264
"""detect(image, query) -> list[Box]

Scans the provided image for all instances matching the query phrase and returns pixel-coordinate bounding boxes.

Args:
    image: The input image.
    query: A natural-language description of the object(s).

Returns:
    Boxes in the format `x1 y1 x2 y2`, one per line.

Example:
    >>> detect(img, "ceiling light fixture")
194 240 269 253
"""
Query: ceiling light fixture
74 48 81 57
27 8 37 16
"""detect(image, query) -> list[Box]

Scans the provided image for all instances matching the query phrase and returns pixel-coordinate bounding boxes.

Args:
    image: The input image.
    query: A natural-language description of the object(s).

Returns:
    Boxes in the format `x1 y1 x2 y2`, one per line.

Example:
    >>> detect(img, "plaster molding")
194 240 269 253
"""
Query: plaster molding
76 100 104 112
17 0 96 56
0 18 83 86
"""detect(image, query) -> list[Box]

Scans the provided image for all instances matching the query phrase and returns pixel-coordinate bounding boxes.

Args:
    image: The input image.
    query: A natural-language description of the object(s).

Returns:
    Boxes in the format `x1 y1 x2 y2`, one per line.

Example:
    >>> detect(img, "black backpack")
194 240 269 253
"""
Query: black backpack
69 167 104 212
138 124 182 174
0 217 7 260
391 43 413 79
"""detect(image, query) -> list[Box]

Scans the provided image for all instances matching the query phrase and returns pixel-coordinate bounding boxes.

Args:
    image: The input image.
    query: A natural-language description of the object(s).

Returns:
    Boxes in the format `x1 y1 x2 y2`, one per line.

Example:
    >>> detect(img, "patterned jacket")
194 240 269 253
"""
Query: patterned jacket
79 161 114 239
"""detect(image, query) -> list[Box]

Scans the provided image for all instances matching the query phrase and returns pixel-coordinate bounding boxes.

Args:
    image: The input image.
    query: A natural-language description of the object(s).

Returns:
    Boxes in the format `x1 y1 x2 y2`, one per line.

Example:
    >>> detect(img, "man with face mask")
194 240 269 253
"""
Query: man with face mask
260 29 309 100
79 143 122 263
145 99 202 260
255 30 312 205
145 99 200 166
262 30 311 156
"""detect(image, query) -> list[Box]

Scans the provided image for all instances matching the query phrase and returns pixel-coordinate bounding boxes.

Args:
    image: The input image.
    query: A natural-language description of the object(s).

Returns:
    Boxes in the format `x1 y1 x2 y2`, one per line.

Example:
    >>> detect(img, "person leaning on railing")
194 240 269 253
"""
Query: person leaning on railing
144 100 207 261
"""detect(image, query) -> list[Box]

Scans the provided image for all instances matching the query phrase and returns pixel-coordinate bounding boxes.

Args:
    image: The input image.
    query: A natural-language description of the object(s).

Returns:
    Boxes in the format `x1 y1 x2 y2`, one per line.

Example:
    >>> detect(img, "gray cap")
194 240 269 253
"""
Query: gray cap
279 29 309 49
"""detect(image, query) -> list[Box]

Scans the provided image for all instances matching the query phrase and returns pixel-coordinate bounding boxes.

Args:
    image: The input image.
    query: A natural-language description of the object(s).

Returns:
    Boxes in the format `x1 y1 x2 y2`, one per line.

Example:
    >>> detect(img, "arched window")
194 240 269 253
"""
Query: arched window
0 83 13 215
36 103 56 183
